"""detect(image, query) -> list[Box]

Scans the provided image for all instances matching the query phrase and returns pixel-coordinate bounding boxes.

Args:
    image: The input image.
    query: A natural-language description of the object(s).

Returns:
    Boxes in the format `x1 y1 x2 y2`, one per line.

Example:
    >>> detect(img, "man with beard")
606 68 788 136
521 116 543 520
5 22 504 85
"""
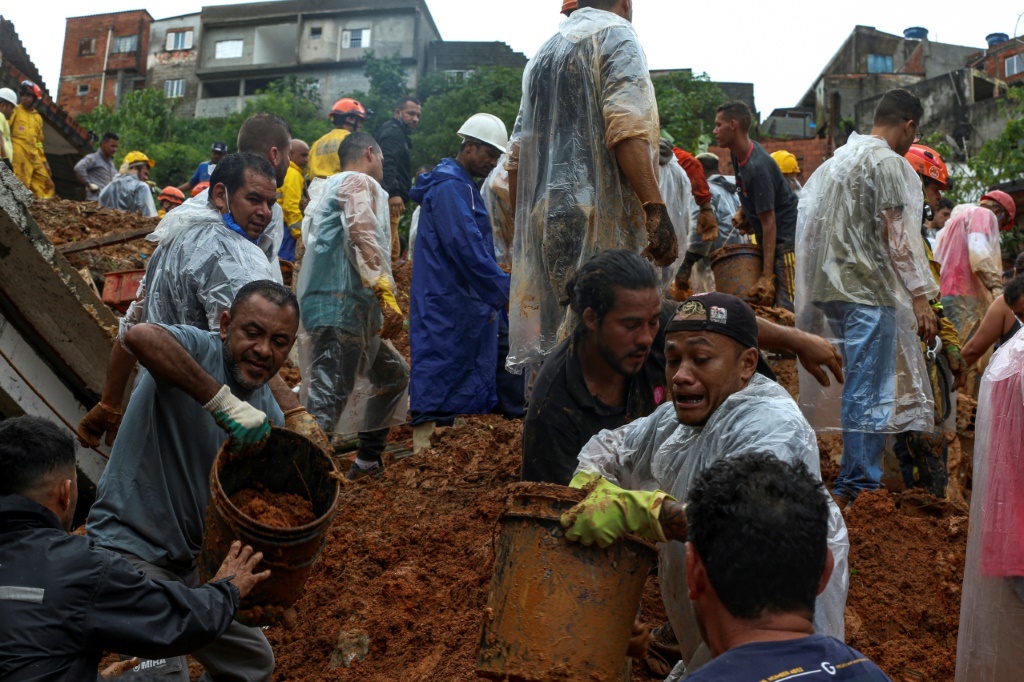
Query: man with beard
86 280 299 680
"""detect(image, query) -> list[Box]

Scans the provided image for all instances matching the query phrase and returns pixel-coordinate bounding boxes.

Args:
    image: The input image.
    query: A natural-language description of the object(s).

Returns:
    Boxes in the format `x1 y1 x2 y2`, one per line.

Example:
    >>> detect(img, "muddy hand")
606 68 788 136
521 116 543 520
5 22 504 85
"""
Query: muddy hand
77 402 123 448
912 295 938 342
747 274 776 307
212 540 271 599
944 345 968 389
642 203 679 268
100 658 140 678
626 620 653 659
697 203 718 242
379 306 406 341
796 332 844 387
283 407 332 454
731 206 750 235
561 472 674 548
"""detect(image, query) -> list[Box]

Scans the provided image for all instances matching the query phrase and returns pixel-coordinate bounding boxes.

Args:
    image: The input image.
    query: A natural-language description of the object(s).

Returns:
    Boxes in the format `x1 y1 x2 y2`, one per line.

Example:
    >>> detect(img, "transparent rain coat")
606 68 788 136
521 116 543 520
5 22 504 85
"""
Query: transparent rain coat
296 173 408 434
482 160 514 270
936 204 1002 300
658 153 692 289
118 196 278 342
955 331 1024 682
795 133 938 433
98 172 157 217
574 375 849 674
505 7 659 371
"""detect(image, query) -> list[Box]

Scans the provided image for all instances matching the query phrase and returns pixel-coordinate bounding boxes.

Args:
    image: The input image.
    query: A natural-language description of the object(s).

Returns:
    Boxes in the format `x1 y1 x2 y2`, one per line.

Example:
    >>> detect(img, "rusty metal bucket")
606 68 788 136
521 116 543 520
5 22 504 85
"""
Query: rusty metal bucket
198 427 339 627
709 243 763 302
476 482 656 682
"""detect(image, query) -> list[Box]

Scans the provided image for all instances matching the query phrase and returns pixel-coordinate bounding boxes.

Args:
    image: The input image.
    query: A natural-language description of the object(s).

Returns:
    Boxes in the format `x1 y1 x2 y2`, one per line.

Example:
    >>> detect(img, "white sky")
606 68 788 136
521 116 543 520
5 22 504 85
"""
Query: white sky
5 0 1023 115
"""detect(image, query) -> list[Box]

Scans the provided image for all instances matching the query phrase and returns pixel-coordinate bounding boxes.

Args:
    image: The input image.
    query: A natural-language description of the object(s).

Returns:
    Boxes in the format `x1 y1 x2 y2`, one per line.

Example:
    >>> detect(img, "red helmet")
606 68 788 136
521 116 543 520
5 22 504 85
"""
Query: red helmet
905 144 948 190
20 80 42 101
980 190 1017 230
329 98 370 121
562 0 577 14
191 181 210 198
158 186 185 206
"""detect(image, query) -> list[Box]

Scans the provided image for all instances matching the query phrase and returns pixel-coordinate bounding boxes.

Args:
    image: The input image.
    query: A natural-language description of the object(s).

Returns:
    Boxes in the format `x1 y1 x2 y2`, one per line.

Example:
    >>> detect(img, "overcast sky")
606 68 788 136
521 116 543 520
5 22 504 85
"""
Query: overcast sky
5 0 1022 115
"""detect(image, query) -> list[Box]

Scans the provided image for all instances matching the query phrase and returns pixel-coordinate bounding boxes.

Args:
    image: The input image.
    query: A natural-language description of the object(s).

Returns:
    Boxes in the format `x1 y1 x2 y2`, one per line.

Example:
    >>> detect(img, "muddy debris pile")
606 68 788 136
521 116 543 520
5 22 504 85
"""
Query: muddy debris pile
230 488 316 528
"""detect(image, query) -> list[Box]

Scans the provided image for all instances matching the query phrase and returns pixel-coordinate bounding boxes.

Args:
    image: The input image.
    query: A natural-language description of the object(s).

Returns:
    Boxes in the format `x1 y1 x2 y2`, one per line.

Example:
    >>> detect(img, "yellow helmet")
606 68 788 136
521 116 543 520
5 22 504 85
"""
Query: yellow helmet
770 150 800 175
123 151 155 168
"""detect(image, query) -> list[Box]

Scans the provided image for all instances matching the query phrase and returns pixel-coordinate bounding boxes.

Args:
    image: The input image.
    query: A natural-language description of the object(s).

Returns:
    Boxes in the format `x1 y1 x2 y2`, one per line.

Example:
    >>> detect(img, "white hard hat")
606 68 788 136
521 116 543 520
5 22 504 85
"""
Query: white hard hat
0 88 17 106
457 113 508 154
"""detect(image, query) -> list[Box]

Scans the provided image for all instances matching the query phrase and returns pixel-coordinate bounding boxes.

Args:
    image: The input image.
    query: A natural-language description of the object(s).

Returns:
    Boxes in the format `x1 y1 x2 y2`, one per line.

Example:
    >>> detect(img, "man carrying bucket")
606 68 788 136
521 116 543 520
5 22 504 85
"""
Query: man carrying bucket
87 280 298 681
559 292 849 677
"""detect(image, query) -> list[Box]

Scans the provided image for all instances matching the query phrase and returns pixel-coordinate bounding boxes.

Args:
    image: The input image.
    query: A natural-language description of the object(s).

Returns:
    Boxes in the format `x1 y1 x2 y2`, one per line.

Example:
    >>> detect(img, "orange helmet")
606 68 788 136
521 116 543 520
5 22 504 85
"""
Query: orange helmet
20 80 42 101
158 186 185 206
191 181 210 198
329 98 370 121
980 190 1017 229
562 0 577 14
905 144 948 190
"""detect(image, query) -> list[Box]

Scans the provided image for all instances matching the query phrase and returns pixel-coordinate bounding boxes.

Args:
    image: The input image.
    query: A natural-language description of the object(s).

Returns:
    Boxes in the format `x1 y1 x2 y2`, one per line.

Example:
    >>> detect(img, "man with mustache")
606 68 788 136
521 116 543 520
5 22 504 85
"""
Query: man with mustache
86 280 300 681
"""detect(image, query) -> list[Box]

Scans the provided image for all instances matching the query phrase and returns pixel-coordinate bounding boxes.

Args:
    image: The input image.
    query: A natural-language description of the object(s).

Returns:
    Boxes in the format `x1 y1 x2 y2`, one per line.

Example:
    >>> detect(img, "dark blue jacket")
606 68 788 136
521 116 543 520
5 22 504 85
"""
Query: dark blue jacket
409 158 511 415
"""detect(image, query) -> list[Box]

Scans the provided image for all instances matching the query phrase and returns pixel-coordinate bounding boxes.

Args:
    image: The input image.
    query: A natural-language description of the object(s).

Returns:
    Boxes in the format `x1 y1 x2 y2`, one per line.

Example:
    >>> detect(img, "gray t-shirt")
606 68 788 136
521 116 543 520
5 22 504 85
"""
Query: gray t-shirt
732 141 798 251
87 325 284 567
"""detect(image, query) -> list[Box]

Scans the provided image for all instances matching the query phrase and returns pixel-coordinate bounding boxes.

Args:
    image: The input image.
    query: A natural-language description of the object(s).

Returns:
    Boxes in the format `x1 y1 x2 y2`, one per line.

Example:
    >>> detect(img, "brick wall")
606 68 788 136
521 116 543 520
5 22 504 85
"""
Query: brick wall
974 41 1024 85
707 136 834 183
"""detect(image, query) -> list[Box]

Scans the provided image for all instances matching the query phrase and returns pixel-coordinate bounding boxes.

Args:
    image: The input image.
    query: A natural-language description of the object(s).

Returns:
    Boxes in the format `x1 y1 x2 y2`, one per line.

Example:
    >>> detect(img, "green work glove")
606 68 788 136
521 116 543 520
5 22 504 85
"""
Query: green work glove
561 472 674 548
203 385 271 458
373 275 402 316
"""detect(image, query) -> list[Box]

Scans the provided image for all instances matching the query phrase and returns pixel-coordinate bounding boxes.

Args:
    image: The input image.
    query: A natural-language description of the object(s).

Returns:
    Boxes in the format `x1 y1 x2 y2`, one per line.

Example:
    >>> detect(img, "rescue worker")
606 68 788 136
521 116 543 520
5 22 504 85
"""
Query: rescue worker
378 96 421 263
298 133 409 479
158 186 185 216
74 132 119 200
560 293 849 675
714 100 798 310
308 98 369 180
522 250 845 486
770 149 803 195
277 138 309 263
962 275 1024 367
408 113 511 452
505 0 678 372
681 454 888 682
658 136 693 287
87 280 300 681
672 153 744 298
0 87 17 170
10 80 54 198
935 190 1016 345
670 143 717 240
892 143 967 497
796 88 938 507
178 141 227 195
0 415 270 680
98 151 158 217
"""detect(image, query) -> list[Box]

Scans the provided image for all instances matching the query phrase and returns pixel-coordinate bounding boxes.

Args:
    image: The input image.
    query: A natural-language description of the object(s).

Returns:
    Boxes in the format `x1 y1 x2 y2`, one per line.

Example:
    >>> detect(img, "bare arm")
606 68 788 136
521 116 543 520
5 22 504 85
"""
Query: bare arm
614 137 662 205
508 168 518 225
123 324 220 404
660 500 687 543
269 373 300 411
962 296 1013 366
756 318 844 386
881 207 936 340
100 341 138 408
757 209 777 275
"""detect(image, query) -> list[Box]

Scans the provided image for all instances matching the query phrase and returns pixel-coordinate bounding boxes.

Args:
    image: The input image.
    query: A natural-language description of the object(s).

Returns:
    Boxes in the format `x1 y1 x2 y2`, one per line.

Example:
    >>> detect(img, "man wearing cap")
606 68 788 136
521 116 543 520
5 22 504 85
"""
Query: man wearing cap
935 191 1017 345
98 151 158 217
179 141 228 195
559 291 849 675
522 250 844 486
74 132 119 201
407 113 512 451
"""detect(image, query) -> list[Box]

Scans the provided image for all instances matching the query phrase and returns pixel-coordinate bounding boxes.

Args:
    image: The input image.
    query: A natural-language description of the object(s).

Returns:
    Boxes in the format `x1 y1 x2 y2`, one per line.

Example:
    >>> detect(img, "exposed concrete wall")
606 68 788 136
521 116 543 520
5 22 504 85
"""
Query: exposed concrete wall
147 14 202 118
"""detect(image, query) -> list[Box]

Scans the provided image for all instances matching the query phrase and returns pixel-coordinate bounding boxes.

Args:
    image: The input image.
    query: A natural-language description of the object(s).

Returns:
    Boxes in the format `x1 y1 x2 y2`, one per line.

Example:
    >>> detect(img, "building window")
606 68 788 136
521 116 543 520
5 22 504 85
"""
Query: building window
77 83 90 96
444 69 475 82
112 35 139 54
78 38 96 56
310 26 322 39
164 79 186 98
166 30 194 51
215 39 244 59
1006 54 1024 78
867 54 894 74
342 29 371 49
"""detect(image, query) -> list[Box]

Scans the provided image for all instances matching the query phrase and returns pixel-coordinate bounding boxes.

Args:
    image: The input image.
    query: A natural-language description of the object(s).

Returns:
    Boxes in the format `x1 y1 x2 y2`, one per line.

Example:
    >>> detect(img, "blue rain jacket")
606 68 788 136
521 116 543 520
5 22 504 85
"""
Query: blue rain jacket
409 158 511 414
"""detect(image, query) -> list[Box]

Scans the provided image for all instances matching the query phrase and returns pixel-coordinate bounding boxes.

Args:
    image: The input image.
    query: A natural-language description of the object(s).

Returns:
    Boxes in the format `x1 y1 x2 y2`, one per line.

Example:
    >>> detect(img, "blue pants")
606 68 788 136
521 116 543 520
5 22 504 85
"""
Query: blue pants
822 301 897 500
279 229 297 263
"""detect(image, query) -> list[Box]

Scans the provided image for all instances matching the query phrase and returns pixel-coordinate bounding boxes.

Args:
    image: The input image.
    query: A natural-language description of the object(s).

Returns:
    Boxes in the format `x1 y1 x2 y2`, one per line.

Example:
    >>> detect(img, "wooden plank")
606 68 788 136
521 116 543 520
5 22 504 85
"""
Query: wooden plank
57 226 155 255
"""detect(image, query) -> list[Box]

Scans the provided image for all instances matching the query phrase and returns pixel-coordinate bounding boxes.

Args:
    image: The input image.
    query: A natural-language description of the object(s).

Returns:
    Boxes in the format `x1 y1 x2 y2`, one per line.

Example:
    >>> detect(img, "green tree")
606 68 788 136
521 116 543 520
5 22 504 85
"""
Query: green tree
228 76 331 148
652 72 727 153
348 51 413 136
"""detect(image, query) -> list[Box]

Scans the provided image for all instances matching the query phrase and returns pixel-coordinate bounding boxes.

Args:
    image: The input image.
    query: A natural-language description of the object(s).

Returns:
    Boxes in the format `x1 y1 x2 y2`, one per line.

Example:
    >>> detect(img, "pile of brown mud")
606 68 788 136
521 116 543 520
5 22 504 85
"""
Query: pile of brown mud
390 261 412 362
230 488 316 528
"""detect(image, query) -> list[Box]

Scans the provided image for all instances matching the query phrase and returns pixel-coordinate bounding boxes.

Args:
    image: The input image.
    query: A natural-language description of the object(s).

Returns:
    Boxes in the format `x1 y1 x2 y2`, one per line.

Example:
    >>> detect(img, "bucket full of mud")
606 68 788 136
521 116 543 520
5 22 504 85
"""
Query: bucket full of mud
709 243 763 302
198 427 340 627
476 482 656 682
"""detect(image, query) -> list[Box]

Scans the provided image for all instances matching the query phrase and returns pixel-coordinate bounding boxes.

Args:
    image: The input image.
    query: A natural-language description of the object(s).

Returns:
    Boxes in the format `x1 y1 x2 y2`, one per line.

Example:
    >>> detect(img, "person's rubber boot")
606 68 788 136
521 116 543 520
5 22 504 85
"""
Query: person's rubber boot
412 422 436 454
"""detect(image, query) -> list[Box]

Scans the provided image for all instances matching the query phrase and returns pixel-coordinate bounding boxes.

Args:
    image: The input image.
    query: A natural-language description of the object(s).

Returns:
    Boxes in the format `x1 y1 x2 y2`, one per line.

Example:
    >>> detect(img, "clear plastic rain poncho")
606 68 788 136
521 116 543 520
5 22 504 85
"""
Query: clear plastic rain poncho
118 195 278 341
482 159 514 270
574 375 849 675
97 172 157 217
296 173 408 435
935 204 1002 342
658 151 692 288
955 330 1024 681
505 6 660 371
795 133 938 433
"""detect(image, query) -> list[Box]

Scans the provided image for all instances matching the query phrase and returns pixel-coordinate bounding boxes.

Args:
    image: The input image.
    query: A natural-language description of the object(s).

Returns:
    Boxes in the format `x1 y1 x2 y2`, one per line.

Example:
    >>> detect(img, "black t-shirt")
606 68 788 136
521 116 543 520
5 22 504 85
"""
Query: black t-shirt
685 635 891 681
520 301 676 485
732 141 798 252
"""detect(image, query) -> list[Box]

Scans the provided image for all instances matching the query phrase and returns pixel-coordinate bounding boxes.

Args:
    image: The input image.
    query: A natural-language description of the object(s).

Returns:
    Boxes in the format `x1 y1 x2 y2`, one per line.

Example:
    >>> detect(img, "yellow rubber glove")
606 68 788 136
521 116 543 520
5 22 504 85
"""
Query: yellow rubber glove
372 275 402 316
561 472 674 548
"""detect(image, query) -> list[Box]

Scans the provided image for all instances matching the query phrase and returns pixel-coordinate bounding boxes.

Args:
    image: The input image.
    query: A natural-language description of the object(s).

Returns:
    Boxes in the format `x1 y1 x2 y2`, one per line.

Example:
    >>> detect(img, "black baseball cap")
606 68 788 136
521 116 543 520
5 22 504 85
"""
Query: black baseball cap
211 141 228 153
665 292 777 381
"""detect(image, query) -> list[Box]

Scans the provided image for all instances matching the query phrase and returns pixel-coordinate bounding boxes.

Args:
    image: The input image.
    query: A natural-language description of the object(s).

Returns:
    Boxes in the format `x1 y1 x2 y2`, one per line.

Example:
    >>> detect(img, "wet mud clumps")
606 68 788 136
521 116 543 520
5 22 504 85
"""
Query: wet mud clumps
230 488 316 528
